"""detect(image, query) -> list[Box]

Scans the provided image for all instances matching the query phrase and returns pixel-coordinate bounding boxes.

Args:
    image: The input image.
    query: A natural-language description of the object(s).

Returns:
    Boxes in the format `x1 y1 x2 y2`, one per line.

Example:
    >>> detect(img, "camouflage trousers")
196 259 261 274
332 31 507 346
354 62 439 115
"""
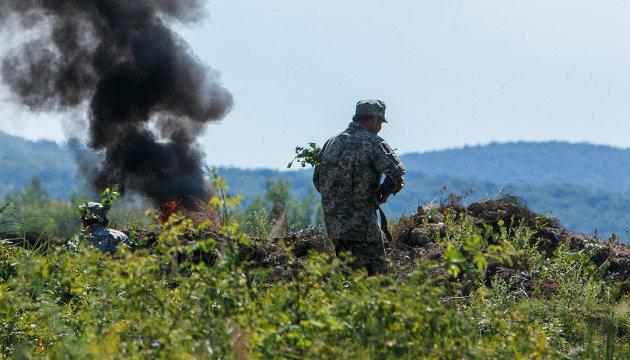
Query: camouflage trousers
329 213 388 275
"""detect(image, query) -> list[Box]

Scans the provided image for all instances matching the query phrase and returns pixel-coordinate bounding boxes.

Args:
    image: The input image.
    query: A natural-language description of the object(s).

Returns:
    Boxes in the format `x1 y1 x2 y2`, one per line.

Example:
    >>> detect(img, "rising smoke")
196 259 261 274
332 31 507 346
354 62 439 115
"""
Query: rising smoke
0 0 233 209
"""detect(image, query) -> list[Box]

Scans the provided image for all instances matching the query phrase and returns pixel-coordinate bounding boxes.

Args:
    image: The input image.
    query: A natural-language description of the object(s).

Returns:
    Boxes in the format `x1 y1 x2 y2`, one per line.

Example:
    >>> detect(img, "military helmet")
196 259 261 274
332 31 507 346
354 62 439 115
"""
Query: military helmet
353 99 388 123
79 202 109 226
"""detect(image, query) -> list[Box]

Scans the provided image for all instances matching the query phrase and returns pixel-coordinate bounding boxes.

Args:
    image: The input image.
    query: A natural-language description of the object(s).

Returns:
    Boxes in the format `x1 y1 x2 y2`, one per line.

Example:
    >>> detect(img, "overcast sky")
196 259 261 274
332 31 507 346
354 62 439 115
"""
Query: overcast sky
2 0 630 168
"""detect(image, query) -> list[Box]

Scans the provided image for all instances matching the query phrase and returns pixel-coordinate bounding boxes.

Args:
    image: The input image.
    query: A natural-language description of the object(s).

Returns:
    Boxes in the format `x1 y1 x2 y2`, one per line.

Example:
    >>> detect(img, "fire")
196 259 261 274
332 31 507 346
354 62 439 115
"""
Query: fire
160 200 179 223
159 198 220 226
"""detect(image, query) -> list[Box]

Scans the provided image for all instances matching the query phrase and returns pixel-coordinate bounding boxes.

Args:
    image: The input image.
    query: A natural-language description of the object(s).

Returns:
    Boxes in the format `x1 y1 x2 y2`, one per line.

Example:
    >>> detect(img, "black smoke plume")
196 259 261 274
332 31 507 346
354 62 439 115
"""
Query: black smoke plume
0 1 233 209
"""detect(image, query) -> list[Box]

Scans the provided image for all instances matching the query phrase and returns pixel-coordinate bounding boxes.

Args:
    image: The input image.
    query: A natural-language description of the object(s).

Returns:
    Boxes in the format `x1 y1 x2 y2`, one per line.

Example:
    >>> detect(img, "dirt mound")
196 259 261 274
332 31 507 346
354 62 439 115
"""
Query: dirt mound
395 195 564 253
12 195 624 288
248 195 630 288
389 195 630 287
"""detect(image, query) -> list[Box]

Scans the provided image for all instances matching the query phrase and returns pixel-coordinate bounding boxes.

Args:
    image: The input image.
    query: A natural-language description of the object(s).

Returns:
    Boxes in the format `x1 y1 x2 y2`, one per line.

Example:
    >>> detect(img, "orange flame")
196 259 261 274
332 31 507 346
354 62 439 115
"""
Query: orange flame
160 200 179 223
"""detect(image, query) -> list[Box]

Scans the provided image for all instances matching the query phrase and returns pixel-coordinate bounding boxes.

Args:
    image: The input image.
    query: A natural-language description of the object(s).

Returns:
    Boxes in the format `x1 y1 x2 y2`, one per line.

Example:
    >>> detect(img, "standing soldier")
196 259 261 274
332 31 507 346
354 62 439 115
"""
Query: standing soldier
314 100 406 275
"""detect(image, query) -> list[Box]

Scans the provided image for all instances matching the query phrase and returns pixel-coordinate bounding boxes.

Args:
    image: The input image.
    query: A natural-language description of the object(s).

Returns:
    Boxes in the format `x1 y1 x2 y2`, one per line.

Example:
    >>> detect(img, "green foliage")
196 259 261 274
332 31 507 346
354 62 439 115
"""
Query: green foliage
287 190 321 231
0 195 630 359
287 143 321 169
236 178 322 239
0 178 79 249
265 179 290 222
2 176 630 358
440 211 514 284
3 231 623 358
208 167 243 226
241 197 272 239
99 187 121 209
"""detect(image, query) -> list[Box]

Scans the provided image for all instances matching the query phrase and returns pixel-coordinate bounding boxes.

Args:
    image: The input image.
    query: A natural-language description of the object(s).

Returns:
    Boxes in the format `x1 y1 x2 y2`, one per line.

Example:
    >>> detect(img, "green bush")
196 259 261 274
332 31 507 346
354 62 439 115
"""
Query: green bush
1 181 630 358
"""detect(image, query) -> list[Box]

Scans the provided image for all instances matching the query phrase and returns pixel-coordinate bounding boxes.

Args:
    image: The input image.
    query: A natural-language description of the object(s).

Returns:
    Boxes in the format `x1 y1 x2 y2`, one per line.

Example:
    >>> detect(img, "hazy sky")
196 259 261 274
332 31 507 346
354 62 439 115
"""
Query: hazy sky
2 0 630 168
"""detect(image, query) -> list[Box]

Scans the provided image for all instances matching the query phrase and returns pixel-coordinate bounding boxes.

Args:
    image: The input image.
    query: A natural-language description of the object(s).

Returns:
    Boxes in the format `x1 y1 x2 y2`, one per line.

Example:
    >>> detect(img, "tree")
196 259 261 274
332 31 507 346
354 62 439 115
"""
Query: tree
265 179 290 238
288 190 320 230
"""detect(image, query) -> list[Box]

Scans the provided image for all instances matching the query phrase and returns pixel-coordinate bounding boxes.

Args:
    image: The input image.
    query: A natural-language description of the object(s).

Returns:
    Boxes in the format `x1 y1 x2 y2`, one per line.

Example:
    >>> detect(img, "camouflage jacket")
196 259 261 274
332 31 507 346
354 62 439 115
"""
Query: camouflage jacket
313 122 406 239
87 225 130 253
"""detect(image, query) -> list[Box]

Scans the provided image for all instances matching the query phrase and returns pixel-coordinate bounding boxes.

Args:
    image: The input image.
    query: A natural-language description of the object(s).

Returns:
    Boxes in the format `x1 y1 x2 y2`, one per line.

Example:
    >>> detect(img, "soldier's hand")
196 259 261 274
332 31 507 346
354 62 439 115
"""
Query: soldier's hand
390 177 404 193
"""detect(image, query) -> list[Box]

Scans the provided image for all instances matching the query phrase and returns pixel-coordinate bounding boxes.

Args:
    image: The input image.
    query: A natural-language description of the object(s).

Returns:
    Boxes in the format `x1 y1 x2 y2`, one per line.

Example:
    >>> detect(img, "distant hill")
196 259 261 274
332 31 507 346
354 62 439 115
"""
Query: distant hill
218 168 630 237
0 132 79 198
1 131 629 237
401 141 630 192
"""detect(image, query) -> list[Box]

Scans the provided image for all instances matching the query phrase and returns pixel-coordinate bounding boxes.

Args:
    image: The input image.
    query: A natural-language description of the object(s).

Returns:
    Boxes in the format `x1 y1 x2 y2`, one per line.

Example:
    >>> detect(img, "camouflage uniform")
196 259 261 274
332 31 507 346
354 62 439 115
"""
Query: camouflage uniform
79 202 131 253
314 100 405 275
86 224 130 253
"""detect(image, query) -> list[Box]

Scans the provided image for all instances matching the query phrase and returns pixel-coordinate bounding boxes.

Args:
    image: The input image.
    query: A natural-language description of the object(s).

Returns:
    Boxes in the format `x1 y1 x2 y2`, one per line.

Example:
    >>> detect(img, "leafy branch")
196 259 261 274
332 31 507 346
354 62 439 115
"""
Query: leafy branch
100 186 121 208
287 143 321 169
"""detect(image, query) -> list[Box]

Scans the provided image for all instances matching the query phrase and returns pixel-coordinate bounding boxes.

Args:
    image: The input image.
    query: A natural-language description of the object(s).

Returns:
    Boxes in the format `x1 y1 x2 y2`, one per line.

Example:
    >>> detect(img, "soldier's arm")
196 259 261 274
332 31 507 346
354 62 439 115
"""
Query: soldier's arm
371 139 406 193
313 165 321 192
312 139 330 193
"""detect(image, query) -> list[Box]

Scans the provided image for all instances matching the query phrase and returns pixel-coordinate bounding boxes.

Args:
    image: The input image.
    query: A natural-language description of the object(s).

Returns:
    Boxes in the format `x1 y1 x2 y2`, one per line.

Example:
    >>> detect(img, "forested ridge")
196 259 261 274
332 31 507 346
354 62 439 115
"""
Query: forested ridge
2 132 628 237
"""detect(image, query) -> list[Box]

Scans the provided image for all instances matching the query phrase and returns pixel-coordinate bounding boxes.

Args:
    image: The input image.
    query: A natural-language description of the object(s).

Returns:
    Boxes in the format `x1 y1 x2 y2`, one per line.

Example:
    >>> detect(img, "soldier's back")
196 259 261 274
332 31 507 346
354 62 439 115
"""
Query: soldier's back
89 225 130 253
317 123 382 207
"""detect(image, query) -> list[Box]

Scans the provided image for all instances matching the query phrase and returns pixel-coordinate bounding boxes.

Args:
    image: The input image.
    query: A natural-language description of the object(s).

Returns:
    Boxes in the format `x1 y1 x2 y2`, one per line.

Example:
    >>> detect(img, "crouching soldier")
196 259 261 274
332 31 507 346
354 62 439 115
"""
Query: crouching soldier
79 202 131 253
